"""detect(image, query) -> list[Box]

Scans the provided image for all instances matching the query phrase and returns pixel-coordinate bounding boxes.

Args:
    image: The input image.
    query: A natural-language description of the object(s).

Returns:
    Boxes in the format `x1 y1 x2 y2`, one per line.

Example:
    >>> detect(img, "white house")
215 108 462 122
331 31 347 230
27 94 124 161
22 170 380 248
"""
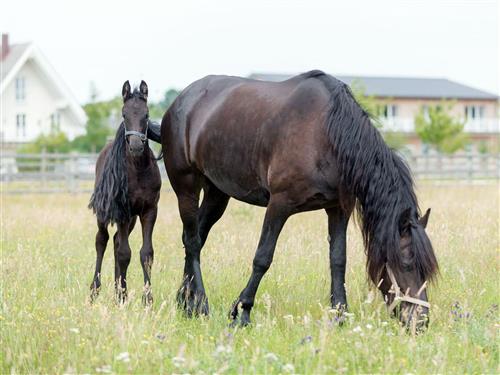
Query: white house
0 34 87 146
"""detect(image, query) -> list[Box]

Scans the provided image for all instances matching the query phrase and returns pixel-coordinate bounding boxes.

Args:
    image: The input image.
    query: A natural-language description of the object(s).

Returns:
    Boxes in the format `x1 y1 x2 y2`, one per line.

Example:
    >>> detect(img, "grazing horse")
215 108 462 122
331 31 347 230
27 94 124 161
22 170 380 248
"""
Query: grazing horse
89 80 161 304
159 70 438 329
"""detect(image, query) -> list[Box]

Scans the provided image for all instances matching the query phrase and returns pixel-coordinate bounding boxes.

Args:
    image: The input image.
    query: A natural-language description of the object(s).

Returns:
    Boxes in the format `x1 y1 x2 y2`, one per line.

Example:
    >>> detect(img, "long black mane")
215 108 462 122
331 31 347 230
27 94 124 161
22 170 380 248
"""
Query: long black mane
312 71 438 284
88 123 130 225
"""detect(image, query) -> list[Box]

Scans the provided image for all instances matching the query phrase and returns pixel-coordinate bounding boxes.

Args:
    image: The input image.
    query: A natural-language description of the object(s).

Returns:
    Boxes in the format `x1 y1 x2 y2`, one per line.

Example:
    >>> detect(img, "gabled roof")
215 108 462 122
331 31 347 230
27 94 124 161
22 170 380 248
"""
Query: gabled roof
1 42 87 125
248 73 498 100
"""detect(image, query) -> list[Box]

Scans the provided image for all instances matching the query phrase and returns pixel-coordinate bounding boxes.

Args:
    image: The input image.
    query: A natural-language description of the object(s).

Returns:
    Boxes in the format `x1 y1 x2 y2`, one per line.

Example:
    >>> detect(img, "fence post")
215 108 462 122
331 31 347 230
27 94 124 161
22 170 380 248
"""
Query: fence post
41 147 47 190
70 152 77 193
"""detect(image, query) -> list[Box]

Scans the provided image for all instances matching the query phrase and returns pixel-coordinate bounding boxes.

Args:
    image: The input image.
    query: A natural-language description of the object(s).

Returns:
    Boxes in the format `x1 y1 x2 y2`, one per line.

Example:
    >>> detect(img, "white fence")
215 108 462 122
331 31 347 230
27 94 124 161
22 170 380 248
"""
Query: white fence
1 152 499 194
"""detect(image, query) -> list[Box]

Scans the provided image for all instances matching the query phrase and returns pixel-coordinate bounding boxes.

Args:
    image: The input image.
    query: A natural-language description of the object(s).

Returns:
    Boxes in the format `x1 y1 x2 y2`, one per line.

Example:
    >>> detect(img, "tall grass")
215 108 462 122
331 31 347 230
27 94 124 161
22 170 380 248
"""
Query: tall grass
1 183 498 373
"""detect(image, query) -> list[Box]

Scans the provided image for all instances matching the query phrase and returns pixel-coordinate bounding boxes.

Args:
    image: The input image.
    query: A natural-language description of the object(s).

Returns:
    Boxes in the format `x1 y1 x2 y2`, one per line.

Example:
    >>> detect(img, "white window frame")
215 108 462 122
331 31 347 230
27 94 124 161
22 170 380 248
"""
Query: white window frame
15 77 26 102
465 105 485 119
383 104 398 119
16 114 26 138
50 111 61 132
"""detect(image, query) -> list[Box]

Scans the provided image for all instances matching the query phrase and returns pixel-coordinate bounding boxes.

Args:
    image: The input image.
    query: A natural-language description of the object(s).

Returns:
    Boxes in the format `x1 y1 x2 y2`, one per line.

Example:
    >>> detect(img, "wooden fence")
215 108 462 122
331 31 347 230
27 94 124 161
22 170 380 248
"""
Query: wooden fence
1 152 499 194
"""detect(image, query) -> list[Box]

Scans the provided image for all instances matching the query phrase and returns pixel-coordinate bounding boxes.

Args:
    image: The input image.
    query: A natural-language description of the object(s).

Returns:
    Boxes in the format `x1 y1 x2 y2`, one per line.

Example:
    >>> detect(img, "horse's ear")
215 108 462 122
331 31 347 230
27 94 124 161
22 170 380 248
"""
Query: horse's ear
139 80 148 100
418 208 431 229
122 80 131 101
398 207 412 234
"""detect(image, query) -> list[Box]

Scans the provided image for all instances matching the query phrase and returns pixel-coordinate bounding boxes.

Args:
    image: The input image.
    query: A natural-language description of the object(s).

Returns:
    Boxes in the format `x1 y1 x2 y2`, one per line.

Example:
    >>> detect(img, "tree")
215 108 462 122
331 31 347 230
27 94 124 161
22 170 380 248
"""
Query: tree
414 102 468 154
350 80 407 150
73 96 122 152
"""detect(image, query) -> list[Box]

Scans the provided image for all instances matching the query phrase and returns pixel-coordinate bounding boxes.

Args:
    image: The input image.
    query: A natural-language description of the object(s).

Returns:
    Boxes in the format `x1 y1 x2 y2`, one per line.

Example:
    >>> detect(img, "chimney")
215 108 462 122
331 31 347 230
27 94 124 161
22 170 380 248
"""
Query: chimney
1 34 9 59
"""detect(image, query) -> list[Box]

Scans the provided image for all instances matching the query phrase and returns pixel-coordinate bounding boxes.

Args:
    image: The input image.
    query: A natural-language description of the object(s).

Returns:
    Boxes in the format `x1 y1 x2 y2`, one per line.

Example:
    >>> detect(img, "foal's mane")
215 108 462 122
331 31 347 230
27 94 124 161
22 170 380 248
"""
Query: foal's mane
88 123 130 225
308 70 438 284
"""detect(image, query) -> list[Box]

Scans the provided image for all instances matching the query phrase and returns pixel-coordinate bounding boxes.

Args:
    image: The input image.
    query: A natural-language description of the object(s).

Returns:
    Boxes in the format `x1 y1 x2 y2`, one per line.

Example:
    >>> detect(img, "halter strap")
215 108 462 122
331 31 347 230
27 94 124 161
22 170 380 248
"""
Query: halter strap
385 263 430 313
124 120 149 142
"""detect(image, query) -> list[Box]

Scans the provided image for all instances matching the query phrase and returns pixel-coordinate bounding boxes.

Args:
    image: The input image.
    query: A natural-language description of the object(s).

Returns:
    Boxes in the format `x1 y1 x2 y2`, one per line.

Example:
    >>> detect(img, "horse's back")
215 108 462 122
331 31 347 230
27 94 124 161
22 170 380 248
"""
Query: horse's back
162 72 340 208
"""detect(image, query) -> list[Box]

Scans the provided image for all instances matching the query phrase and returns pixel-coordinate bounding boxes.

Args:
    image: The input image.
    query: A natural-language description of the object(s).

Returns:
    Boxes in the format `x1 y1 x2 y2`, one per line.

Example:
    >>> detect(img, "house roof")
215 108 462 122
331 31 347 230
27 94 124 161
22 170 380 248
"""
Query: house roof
1 41 87 125
248 73 498 100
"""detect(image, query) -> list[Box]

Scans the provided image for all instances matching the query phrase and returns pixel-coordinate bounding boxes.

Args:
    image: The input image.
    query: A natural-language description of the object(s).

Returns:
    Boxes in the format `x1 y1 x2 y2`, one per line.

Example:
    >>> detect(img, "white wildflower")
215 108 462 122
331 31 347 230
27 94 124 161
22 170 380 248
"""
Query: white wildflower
283 363 295 373
172 356 185 368
115 352 130 363
264 352 279 362
365 323 373 330
352 325 363 333
69 328 80 334
95 365 112 373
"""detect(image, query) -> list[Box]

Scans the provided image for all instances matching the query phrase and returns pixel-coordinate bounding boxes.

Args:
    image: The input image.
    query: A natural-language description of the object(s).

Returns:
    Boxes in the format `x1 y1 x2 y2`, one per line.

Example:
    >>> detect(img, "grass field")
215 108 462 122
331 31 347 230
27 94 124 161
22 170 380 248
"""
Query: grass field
1 183 499 374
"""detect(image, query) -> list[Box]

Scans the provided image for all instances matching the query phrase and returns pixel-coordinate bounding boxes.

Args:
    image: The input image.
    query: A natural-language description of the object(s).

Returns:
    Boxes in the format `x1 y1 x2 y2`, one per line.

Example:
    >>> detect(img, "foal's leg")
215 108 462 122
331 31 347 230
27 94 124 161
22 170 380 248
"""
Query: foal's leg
230 197 291 326
90 220 109 301
325 208 350 313
139 207 157 306
174 175 209 316
198 182 230 247
114 218 135 304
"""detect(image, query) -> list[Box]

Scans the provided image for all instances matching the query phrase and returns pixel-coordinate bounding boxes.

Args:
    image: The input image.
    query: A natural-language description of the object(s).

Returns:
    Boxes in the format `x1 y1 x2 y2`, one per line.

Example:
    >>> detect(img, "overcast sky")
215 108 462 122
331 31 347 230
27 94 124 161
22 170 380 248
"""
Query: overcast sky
1 0 498 103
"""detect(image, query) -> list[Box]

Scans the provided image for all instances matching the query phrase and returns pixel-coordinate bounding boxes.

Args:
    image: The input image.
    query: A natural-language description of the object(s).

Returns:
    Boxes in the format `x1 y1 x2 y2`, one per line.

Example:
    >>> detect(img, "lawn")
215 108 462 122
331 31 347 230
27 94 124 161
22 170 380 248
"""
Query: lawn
1 183 498 374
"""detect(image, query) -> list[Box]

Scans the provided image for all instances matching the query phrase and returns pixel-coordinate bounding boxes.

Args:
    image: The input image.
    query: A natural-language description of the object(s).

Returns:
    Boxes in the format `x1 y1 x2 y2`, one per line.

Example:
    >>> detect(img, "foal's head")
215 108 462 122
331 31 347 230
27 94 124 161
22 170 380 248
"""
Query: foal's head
121 80 149 157
377 208 437 332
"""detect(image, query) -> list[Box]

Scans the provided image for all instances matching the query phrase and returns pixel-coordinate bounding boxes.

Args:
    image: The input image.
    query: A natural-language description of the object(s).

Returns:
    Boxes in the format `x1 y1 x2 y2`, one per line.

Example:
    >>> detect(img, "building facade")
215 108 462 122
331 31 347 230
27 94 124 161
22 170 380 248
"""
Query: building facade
1 34 87 146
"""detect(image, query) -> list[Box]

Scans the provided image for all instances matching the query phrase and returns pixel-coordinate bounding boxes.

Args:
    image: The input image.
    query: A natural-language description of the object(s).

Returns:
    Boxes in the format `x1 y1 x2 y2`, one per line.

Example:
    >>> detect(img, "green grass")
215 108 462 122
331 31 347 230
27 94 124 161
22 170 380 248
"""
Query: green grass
1 183 499 373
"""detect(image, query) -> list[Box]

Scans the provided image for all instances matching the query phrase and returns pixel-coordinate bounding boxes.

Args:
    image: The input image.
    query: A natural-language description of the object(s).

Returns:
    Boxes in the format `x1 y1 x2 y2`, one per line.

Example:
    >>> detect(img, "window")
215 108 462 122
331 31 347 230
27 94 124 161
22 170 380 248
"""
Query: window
50 112 61 132
465 105 485 119
422 105 430 121
383 104 398 119
15 77 25 101
16 114 26 137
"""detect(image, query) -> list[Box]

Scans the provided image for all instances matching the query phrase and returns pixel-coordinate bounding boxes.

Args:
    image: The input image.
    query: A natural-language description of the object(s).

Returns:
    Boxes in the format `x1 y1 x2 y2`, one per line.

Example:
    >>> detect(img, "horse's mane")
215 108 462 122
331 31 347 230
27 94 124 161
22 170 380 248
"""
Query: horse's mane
309 70 438 284
88 123 130 225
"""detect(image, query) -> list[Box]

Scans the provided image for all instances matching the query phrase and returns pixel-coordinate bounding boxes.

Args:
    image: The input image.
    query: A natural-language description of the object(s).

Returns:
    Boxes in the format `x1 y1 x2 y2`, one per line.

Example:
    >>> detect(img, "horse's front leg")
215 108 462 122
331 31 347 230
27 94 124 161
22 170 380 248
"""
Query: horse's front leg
139 207 157 306
230 197 291 326
325 208 350 316
176 185 209 316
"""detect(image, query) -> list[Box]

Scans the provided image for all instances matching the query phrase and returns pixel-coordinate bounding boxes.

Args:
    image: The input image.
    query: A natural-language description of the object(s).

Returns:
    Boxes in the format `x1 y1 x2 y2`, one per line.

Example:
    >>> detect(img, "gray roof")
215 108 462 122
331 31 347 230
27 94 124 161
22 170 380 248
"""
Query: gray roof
248 73 498 100
1 43 31 81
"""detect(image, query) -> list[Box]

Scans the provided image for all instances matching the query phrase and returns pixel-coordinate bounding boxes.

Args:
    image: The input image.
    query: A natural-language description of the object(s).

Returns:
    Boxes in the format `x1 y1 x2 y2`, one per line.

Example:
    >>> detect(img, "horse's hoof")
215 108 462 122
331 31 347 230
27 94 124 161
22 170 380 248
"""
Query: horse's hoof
331 303 348 326
228 301 251 327
177 290 209 317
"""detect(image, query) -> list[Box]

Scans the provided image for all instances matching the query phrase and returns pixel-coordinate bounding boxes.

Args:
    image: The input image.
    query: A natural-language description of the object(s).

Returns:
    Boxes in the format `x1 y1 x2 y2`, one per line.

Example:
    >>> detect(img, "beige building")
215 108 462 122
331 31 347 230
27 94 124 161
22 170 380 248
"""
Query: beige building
0 34 87 146
250 73 499 153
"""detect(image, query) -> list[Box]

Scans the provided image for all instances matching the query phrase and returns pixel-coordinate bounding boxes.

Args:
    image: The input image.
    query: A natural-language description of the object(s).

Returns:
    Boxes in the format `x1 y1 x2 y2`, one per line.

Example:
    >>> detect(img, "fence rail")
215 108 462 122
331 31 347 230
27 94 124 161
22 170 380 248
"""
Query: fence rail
1 152 499 193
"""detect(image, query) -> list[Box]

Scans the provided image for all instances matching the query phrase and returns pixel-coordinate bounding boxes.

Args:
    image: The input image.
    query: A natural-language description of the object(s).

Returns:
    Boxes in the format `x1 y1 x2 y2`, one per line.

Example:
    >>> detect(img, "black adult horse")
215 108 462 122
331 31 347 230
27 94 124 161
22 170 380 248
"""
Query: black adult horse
89 81 161 305
159 70 438 328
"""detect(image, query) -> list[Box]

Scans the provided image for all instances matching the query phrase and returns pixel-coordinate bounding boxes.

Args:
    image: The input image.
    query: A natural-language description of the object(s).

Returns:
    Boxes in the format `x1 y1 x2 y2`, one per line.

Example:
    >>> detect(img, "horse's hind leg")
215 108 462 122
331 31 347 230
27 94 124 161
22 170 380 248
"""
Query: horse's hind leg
230 195 291 326
139 207 157 306
90 221 109 301
325 207 350 316
113 217 136 304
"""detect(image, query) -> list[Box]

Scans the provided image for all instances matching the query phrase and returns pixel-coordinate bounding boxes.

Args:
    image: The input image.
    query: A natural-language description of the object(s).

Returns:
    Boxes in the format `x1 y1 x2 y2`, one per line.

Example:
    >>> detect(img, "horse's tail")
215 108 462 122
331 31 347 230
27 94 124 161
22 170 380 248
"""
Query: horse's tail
88 124 131 225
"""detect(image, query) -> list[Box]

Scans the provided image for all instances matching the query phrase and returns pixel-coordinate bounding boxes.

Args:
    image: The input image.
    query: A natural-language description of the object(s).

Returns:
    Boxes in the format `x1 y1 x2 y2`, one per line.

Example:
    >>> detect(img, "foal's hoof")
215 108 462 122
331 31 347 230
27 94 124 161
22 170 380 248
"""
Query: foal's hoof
142 291 153 307
90 287 100 303
115 289 128 305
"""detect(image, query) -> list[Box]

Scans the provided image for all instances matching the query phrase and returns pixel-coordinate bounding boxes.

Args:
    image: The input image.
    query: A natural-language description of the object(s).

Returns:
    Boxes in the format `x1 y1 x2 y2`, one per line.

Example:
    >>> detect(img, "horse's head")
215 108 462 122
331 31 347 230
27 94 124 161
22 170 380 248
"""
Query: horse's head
122 80 149 157
377 208 437 332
